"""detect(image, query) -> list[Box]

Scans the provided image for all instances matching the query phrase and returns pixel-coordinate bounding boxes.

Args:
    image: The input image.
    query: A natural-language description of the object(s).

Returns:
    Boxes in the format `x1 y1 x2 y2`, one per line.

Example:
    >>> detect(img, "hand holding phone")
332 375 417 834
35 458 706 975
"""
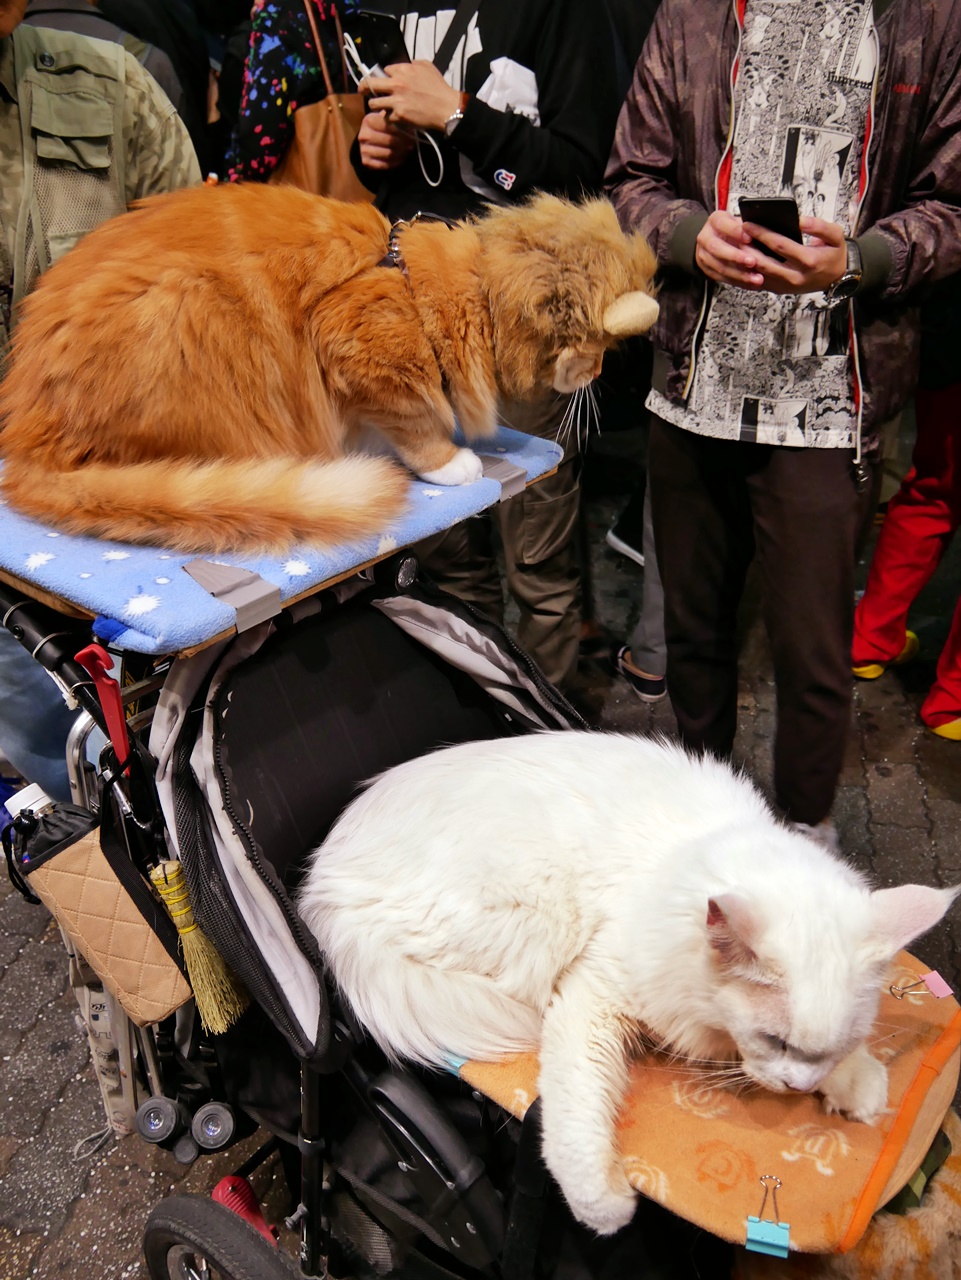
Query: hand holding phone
737 197 802 264
694 207 849 296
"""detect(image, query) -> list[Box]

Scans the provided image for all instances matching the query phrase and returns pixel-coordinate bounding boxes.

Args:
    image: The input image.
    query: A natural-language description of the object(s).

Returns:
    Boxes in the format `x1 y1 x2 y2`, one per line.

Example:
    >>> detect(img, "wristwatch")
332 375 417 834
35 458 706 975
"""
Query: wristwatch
825 237 863 307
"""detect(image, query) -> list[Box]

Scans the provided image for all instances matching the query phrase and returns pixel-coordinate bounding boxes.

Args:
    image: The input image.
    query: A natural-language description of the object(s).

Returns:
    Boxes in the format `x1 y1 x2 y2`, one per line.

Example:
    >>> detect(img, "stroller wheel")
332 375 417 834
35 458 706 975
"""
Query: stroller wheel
143 1194 299 1280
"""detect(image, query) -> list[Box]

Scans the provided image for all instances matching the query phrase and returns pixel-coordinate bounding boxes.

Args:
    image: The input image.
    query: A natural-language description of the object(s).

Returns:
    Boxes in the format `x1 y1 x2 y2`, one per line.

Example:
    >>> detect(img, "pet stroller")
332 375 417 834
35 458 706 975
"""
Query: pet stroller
2 559 731 1280
1 433 959 1280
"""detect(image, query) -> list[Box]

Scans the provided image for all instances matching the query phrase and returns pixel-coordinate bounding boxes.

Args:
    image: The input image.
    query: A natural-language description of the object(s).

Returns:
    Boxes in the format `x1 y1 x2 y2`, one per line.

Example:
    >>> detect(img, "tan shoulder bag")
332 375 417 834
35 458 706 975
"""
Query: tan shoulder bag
269 0 375 203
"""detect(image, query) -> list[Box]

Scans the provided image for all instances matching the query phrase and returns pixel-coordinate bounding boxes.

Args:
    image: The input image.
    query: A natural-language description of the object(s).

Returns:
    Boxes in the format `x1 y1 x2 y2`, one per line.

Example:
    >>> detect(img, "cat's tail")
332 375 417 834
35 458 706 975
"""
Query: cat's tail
0 456 410 554
312 912 542 1067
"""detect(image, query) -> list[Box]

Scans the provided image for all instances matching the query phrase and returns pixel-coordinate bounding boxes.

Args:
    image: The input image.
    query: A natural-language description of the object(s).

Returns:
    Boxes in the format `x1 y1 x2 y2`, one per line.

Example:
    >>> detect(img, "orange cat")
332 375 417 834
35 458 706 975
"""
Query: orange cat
0 185 657 554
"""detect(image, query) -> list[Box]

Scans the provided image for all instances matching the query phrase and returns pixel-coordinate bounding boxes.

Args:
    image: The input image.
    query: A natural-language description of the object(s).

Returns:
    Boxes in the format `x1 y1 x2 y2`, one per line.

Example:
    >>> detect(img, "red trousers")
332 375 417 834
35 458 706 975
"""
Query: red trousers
852 384 961 727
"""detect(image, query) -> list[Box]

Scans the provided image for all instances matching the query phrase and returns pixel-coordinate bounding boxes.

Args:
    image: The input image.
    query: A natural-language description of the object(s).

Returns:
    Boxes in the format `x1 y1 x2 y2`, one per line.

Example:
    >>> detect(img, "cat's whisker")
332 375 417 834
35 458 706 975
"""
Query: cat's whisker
586 382 600 436
556 392 579 446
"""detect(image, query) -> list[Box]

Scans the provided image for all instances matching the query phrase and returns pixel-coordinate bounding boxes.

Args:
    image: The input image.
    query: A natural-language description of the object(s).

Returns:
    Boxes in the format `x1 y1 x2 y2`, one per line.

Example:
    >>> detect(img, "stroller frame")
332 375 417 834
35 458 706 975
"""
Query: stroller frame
2 564 654 1280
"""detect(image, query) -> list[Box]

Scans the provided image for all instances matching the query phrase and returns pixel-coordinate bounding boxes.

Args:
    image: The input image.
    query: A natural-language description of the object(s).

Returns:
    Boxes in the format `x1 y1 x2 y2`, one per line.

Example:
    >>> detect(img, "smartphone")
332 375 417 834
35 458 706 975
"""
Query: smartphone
341 10 411 82
737 196 802 262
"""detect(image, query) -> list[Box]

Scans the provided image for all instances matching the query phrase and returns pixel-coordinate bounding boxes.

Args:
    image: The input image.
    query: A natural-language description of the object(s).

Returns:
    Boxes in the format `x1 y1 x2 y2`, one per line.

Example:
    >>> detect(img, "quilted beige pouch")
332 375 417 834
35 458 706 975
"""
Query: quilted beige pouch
24 826 191 1026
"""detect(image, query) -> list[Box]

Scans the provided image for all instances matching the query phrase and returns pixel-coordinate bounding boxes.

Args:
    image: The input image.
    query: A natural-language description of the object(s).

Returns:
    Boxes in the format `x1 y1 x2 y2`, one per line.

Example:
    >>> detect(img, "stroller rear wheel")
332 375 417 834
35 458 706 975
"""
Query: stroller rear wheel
144 1194 299 1280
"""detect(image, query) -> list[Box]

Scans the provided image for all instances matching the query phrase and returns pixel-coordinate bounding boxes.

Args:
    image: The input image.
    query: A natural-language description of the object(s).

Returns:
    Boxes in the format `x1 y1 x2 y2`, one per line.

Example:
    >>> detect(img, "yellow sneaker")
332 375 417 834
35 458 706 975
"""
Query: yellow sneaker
852 631 919 680
929 718 961 741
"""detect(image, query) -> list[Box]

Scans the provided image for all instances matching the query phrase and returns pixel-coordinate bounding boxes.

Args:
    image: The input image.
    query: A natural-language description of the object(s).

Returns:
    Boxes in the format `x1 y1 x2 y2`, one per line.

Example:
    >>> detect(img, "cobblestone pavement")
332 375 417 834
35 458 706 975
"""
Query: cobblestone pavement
0 430 958 1278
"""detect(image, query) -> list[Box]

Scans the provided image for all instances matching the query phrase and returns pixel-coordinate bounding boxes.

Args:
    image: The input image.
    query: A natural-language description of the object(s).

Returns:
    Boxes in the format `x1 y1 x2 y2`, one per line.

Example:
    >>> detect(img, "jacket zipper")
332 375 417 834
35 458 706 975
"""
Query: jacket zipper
848 21 881 462
682 0 745 400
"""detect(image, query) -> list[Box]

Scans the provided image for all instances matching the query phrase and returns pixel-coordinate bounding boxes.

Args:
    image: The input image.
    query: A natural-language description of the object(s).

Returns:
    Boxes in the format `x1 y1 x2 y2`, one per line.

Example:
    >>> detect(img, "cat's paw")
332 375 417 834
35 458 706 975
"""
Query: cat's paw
819 1047 888 1125
418 448 484 486
558 1173 637 1237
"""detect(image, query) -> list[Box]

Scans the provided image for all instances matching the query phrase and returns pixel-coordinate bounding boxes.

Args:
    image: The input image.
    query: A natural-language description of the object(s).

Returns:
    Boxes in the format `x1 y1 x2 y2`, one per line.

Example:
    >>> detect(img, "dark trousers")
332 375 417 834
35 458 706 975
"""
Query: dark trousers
416 395 582 690
649 416 877 825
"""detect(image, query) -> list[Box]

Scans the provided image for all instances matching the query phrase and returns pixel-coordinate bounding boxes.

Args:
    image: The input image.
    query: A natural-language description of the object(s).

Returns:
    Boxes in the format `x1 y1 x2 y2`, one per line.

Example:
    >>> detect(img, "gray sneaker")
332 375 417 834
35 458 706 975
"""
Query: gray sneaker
613 645 666 703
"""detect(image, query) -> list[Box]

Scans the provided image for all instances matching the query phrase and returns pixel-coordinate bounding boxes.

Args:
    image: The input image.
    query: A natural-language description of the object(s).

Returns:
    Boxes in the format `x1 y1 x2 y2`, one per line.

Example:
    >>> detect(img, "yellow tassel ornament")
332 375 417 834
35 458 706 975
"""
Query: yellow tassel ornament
150 859 248 1035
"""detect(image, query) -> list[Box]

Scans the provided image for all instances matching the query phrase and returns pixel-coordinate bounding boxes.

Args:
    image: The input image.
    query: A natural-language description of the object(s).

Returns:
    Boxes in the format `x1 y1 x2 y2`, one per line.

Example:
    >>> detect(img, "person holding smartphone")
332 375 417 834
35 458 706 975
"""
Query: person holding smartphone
346 1 623 692
605 0 961 848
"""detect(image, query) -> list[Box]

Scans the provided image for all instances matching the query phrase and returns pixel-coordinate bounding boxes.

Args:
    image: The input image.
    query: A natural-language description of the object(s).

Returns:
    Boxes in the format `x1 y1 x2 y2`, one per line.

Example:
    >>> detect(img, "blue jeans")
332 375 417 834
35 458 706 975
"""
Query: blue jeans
0 627 78 801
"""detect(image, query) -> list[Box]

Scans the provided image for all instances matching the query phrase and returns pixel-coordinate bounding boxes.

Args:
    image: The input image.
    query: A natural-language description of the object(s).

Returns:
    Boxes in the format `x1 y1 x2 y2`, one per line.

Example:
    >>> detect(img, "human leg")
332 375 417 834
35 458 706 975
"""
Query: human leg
921 594 961 734
0 627 77 801
648 419 755 757
494 453 582 688
415 515 505 625
615 472 667 701
750 448 874 825
493 395 583 689
853 383 961 666
627 472 665 675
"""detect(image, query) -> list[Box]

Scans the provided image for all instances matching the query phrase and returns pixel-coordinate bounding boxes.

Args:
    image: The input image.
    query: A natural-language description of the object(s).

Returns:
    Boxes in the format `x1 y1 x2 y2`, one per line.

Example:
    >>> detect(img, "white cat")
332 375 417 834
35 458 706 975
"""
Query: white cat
297 732 956 1236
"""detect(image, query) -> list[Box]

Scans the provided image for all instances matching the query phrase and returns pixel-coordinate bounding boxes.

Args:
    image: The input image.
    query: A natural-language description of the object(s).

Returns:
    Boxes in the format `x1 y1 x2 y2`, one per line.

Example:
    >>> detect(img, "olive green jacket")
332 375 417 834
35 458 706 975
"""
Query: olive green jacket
0 22 200 344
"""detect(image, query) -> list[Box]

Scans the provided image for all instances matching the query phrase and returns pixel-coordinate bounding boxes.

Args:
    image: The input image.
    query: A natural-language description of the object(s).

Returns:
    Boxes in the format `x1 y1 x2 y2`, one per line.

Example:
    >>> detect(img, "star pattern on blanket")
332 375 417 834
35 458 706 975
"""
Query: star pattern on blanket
125 594 162 617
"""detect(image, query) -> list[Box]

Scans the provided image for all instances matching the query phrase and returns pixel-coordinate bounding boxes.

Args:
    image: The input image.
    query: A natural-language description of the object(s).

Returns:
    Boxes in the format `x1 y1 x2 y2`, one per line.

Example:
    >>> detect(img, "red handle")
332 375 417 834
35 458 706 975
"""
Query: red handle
74 644 131 776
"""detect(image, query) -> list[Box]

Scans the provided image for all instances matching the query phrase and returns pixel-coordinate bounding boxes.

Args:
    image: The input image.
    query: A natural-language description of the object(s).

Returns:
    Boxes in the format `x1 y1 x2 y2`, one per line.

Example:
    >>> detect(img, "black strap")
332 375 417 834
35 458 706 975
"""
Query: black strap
2 822 41 905
432 0 481 76
98 787 187 976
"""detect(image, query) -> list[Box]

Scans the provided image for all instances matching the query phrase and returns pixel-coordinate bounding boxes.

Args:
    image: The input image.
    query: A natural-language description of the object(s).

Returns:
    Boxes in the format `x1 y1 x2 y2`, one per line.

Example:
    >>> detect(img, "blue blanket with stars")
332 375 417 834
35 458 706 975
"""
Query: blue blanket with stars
0 429 560 656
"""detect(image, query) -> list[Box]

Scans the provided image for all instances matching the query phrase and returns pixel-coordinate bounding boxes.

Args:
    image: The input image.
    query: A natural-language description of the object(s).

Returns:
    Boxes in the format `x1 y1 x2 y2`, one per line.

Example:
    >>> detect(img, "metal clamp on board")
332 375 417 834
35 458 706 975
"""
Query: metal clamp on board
478 455 528 502
745 1174 791 1259
183 561 282 633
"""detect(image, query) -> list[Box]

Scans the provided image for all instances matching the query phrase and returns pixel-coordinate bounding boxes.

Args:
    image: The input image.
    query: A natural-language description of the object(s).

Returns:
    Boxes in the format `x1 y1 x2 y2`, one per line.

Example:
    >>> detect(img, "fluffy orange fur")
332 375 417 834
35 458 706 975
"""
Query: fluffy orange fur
0 185 656 554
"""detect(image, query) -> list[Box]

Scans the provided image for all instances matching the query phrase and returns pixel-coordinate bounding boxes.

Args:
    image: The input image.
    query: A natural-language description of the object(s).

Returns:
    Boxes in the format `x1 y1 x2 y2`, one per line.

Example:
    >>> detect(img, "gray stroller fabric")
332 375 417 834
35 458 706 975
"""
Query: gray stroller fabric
148 584 583 1060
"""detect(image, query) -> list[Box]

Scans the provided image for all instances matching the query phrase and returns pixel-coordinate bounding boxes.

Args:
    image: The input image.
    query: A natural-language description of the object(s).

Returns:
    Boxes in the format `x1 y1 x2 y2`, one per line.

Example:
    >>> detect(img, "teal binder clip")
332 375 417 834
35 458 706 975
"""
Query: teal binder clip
745 1175 791 1259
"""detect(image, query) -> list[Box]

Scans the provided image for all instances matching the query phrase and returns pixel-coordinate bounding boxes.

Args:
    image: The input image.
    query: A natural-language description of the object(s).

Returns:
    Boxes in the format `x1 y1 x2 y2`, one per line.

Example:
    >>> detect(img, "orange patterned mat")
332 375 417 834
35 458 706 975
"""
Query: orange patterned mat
460 952 961 1255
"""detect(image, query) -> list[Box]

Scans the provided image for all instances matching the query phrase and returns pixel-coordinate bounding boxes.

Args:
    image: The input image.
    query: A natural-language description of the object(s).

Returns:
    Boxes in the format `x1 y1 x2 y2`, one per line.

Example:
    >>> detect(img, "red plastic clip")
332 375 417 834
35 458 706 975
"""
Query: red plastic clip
212 1175 279 1245
74 644 131 776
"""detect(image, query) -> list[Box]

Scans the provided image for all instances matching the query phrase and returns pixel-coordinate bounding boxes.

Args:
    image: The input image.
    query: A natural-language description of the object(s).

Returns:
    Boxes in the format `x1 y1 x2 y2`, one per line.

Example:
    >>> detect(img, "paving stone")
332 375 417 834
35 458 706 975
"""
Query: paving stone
0 1075 105 1235
0 924 69 1043
856 695 921 765
0 1225 45 1280
0 1134 22 1180
33 1148 188 1280
0 896 52 964
917 732 961 804
870 825 940 888
929 798 961 880
833 786 871 867
0 991 89 1139
865 761 930 828
838 721 866 787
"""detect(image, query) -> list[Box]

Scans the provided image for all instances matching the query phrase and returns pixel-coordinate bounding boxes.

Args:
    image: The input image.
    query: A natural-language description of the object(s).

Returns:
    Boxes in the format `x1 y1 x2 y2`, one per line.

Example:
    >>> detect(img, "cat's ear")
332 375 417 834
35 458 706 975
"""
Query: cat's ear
867 884 960 958
602 292 660 338
706 894 758 969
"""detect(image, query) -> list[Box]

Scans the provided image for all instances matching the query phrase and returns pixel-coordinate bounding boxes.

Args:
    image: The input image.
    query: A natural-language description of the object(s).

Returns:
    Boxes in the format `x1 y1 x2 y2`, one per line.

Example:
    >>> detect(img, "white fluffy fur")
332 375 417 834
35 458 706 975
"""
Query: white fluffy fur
297 732 957 1235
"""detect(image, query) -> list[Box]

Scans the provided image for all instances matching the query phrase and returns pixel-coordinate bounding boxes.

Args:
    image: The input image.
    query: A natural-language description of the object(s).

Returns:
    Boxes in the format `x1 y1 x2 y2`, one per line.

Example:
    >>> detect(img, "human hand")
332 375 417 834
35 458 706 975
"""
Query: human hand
365 61 462 132
357 110 416 170
695 211 767 289
742 217 848 294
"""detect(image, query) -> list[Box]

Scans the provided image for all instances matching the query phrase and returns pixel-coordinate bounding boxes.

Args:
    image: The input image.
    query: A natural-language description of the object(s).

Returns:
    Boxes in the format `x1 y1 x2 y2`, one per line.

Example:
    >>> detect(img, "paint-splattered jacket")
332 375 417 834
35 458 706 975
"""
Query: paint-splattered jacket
605 0 961 443
226 0 360 182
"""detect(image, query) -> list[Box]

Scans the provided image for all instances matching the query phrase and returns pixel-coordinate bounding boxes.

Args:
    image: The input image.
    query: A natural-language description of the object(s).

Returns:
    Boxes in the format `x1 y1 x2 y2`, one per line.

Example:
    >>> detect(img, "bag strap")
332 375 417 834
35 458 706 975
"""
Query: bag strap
301 0 335 98
2 820 41 905
432 0 481 77
98 787 188 977
331 4 351 95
